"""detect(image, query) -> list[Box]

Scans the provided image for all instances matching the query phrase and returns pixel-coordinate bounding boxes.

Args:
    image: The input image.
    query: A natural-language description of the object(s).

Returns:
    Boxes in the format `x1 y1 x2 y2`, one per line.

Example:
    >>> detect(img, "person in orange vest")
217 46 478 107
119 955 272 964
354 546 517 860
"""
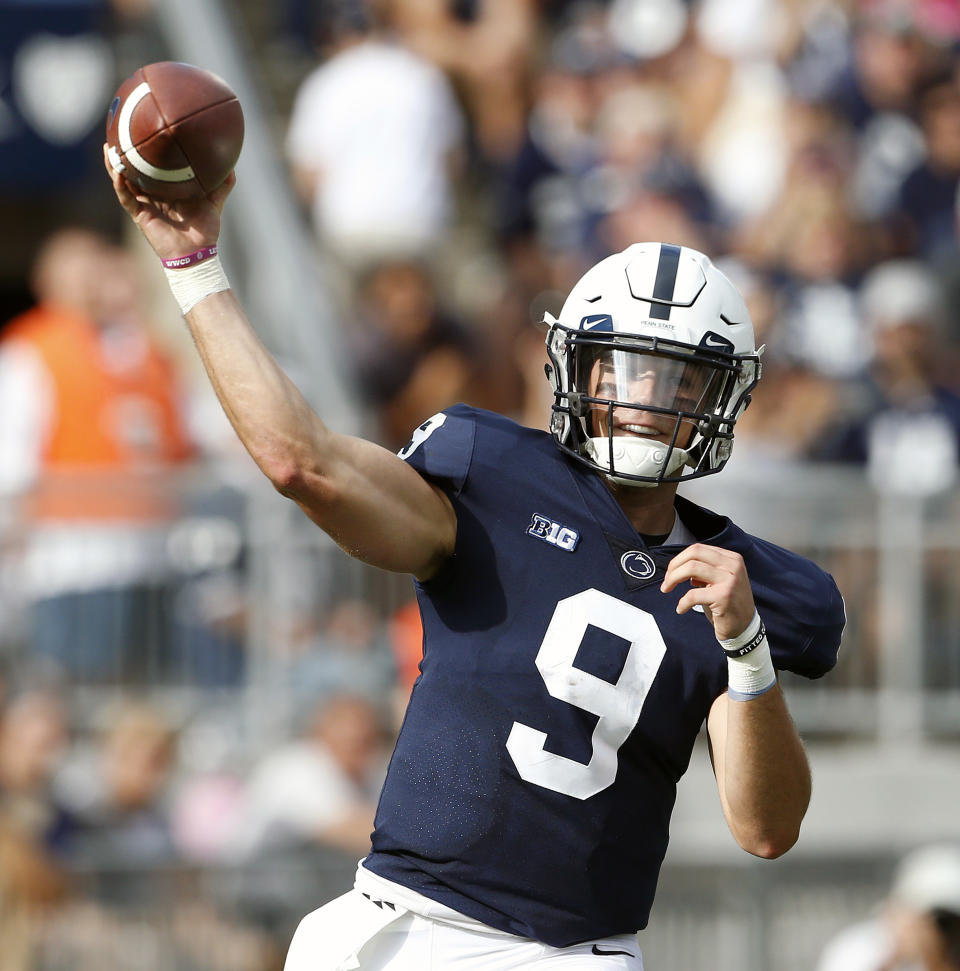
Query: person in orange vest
0 228 195 681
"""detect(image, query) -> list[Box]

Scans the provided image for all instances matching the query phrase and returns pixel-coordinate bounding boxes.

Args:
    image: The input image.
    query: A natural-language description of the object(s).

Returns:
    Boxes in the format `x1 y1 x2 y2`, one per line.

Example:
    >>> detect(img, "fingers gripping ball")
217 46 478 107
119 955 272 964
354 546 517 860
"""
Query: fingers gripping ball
106 61 243 201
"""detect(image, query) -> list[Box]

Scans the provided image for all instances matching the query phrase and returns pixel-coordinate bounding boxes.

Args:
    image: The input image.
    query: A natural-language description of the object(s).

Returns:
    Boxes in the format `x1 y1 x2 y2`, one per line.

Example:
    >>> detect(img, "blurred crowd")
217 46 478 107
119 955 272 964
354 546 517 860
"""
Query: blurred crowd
279 0 960 484
3 0 960 966
818 844 960 971
0 680 394 968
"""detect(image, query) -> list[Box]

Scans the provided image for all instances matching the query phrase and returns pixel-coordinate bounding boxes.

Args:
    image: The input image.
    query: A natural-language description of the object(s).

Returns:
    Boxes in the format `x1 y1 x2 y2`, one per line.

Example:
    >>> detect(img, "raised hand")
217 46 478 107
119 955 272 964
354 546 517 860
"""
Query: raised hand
660 543 757 642
103 142 235 261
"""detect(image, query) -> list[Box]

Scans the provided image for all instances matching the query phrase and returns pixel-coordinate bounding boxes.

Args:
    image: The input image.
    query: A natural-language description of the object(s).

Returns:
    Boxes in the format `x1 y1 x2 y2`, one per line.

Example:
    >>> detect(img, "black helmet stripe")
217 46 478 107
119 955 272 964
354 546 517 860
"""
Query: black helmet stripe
649 243 681 320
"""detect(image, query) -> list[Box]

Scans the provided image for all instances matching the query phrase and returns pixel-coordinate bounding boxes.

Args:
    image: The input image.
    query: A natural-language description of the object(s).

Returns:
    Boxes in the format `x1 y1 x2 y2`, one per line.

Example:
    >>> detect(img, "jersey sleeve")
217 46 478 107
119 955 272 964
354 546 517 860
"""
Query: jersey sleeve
397 406 477 498
747 541 846 680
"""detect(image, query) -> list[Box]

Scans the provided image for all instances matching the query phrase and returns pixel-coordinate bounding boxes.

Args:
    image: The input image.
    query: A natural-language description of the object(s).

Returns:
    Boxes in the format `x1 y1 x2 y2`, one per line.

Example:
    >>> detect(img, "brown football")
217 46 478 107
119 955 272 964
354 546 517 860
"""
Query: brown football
105 61 244 201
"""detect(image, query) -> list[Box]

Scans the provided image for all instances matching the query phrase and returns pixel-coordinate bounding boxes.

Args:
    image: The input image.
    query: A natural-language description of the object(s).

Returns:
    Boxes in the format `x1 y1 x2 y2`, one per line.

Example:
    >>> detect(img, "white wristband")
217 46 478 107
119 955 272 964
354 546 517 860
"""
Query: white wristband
721 611 777 700
163 253 230 315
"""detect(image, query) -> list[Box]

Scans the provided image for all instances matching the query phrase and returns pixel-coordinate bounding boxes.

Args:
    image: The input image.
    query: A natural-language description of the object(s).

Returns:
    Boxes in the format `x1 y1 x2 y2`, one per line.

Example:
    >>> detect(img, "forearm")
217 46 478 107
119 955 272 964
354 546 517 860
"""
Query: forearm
709 685 811 858
184 288 327 487
662 548 812 857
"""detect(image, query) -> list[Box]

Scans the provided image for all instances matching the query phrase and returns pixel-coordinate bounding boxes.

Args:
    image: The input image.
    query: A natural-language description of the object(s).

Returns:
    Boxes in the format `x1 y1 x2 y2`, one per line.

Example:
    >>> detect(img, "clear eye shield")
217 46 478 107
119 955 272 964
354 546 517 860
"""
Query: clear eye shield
575 345 730 429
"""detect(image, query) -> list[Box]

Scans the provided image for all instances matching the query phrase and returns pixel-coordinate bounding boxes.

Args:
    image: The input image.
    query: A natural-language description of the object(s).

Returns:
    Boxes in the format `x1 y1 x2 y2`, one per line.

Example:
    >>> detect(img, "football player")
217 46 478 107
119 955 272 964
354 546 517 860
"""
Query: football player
105 152 845 970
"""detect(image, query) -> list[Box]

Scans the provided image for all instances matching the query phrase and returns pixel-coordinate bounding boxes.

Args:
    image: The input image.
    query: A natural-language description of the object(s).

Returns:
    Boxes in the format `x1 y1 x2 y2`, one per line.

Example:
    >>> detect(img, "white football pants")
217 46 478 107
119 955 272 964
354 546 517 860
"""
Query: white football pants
284 889 644 971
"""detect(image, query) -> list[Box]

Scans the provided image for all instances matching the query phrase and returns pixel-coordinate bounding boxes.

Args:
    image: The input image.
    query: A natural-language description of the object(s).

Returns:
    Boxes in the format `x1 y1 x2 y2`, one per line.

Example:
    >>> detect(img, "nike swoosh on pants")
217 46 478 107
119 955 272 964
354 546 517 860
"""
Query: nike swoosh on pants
592 944 636 957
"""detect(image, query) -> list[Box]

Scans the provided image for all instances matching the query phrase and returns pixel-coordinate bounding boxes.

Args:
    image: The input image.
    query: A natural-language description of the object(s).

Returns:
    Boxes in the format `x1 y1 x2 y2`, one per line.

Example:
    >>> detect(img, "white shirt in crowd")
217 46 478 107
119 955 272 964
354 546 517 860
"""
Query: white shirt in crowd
286 39 464 262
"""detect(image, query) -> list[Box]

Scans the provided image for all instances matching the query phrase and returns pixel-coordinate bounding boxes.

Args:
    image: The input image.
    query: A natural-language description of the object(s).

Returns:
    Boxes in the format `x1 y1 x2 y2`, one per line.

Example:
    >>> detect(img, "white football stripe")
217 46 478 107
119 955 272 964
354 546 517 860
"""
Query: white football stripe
117 81 195 183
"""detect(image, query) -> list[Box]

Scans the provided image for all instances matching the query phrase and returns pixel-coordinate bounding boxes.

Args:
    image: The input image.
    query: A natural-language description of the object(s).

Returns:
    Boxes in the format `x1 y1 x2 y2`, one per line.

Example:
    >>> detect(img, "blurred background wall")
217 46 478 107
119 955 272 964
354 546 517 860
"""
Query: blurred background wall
2 0 960 968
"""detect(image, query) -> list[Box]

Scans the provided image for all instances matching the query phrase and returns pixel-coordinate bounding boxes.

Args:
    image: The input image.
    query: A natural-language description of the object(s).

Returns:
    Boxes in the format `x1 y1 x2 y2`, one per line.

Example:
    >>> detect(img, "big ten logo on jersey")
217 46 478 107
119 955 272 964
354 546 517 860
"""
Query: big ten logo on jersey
526 513 580 552
398 412 447 459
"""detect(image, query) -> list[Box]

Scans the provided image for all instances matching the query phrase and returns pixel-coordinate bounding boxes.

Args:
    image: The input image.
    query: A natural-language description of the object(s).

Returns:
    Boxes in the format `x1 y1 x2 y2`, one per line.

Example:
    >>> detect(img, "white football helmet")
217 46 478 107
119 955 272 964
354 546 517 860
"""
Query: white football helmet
545 242 762 486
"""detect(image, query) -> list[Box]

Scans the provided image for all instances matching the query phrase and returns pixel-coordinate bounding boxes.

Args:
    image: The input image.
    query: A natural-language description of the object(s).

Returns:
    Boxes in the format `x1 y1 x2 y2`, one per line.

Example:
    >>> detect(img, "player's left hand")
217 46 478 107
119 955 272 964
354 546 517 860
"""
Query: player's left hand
660 544 756 642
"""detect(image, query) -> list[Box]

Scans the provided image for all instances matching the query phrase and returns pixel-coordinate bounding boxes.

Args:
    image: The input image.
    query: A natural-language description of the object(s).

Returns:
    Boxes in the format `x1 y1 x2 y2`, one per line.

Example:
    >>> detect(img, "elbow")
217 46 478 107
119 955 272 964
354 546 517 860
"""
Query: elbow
249 418 334 502
747 837 796 861
261 453 333 505
737 823 802 860
265 458 306 497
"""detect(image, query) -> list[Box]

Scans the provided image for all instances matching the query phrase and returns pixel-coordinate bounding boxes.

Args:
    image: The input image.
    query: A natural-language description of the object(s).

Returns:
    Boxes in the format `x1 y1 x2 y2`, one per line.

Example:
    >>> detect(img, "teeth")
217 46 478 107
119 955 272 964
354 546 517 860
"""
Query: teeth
621 424 660 435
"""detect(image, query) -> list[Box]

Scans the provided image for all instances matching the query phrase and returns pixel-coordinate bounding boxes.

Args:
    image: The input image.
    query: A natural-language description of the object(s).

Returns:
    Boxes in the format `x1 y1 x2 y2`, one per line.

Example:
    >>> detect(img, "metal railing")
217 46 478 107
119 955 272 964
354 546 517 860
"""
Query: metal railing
3 462 960 742
682 462 960 742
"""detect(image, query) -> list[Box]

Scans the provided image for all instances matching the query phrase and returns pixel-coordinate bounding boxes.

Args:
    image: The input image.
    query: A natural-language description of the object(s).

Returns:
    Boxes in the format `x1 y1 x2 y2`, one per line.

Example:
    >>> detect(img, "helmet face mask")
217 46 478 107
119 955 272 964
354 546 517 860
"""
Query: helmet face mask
545 243 762 487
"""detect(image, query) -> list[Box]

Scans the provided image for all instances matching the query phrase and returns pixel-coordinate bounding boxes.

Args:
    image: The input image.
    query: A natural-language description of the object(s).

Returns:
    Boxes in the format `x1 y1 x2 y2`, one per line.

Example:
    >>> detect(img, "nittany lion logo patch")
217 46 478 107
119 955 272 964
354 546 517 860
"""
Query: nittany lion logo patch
620 550 656 580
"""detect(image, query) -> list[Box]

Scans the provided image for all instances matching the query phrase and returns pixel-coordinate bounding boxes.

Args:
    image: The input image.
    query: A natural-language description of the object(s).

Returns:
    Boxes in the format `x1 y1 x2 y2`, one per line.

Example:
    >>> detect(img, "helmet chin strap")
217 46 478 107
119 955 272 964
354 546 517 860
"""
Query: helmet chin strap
583 435 691 487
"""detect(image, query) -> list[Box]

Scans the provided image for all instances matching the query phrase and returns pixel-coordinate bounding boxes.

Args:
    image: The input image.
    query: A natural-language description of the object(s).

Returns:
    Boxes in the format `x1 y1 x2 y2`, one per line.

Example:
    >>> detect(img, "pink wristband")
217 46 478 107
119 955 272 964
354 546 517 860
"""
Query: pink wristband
161 245 219 269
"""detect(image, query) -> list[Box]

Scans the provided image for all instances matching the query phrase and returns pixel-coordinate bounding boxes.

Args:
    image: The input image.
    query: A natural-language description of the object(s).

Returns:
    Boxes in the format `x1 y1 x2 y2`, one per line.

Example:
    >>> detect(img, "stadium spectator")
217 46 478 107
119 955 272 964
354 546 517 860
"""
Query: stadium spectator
734 95 878 381
386 0 539 162
598 175 717 266
54 700 178 868
775 196 870 378
709 259 843 470
347 259 478 450
827 1 938 129
0 691 72 969
828 13 929 224
284 0 465 267
0 690 74 857
813 259 960 479
817 844 960 971
589 80 718 259
0 229 195 681
894 67 960 265
495 3 725 267
236 694 386 859
493 21 602 260
288 598 397 710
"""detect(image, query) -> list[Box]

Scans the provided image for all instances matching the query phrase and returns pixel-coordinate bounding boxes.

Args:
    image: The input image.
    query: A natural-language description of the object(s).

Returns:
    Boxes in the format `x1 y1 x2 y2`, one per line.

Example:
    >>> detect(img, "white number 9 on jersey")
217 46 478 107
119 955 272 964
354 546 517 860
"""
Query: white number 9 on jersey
397 412 446 459
506 589 667 800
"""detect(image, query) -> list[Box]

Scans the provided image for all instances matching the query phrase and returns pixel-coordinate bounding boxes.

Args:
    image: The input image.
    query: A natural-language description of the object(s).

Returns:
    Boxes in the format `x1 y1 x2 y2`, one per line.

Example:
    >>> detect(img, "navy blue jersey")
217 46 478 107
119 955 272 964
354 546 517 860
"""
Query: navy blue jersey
364 405 844 947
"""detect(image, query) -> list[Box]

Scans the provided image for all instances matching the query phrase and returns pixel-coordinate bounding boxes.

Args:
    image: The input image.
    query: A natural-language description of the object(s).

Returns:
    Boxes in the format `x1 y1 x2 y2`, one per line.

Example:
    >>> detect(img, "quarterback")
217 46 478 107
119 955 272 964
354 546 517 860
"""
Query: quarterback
106 154 844 970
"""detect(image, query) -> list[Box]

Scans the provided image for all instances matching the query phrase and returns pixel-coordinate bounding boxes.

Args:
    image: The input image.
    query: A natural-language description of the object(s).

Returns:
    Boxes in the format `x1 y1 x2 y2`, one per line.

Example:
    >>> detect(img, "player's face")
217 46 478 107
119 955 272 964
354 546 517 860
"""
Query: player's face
585 349 720 447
